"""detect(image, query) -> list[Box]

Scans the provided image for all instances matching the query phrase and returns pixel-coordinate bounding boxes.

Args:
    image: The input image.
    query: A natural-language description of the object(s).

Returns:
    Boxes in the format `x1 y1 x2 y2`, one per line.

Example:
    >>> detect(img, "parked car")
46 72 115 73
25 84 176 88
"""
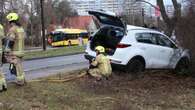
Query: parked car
84 10 190 73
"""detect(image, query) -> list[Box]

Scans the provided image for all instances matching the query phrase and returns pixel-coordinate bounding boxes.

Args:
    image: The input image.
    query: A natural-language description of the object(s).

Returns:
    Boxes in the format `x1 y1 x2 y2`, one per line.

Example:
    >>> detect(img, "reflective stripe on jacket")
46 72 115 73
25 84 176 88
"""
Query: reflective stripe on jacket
0 24 4 50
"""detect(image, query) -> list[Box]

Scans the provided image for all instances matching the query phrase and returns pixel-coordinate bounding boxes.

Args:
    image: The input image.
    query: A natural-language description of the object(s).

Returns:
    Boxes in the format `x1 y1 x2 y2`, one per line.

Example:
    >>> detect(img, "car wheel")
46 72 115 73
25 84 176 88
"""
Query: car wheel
126 59 145 73
175 58 190 75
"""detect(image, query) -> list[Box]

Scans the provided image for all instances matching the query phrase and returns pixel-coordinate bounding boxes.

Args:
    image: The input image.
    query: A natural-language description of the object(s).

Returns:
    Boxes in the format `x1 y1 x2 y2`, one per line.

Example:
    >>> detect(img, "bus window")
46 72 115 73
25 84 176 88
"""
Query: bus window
81 33 89 38
52 33 64 42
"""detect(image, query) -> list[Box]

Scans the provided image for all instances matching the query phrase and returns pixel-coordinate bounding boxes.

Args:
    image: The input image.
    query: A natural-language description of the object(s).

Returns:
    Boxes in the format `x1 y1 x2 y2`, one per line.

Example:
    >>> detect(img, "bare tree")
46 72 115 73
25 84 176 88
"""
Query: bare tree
157 0 181 37
52 0 77 25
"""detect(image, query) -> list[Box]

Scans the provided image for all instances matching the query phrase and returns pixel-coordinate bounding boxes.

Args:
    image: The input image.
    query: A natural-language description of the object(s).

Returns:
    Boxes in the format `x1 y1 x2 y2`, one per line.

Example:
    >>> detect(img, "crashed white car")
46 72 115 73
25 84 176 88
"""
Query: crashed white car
85 10 190 73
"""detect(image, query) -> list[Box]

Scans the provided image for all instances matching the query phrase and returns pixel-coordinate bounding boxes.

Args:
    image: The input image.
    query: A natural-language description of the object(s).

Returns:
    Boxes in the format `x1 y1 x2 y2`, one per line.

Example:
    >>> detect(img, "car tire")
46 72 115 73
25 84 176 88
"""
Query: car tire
175 58 190 75
126 59 145 73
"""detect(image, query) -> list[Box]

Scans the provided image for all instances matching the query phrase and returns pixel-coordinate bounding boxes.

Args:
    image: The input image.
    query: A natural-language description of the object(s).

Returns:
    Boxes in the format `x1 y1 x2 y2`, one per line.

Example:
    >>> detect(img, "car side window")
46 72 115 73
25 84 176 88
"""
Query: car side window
136 33 157 45
154 34 177 48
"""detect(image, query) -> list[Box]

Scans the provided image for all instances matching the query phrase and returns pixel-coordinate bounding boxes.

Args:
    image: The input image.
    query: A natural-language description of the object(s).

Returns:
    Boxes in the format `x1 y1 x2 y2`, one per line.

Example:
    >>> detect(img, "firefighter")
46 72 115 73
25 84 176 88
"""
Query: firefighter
88 46 112 80
0 24 7 92
5 13 25 86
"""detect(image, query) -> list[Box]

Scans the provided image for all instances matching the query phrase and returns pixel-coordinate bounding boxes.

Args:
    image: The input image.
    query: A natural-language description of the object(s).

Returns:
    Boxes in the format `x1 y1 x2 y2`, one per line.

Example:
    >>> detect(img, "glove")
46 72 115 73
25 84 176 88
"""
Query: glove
92 58 95 61
9 64 17 76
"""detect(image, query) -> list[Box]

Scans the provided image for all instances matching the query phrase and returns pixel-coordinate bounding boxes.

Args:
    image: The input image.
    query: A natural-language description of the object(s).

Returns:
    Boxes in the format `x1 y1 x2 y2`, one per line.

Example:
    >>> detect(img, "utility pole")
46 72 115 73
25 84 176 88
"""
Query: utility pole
40 0 46 51
142 8 145 25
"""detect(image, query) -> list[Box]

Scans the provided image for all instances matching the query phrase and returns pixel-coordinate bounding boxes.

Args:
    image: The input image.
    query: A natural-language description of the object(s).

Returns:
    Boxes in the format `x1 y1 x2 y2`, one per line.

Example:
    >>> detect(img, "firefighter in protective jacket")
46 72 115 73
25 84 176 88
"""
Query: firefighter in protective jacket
0 24 7 92
5 13 25 85
88 46 112 80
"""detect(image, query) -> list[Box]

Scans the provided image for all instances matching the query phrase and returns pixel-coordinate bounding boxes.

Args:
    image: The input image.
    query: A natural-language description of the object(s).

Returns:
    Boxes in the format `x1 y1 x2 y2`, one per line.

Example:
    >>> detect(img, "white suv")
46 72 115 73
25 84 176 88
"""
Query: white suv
85 10 190 73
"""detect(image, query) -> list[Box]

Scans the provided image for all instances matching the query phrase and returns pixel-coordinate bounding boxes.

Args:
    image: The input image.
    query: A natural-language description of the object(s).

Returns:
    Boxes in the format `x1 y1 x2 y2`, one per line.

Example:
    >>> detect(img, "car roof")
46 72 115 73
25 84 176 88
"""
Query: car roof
127 25 148 30
126 25 169 38
127 25 162 33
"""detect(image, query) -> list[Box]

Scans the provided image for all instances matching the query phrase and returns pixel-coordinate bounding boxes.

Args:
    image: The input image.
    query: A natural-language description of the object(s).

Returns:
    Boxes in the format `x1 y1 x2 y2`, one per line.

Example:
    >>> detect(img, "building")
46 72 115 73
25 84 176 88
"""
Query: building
68 0 141 15
166 5 174 17
68 0 95 15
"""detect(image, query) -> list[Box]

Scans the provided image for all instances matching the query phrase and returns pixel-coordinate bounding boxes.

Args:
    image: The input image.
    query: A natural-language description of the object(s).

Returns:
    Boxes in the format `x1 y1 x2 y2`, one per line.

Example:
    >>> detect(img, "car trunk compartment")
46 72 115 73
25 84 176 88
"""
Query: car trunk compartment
90 26 124 55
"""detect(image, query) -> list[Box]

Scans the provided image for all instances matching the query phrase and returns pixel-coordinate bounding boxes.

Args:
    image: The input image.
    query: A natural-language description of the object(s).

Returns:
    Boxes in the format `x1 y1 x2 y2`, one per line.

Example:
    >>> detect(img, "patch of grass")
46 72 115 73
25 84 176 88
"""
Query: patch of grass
24 46 85 60
1 70 195 110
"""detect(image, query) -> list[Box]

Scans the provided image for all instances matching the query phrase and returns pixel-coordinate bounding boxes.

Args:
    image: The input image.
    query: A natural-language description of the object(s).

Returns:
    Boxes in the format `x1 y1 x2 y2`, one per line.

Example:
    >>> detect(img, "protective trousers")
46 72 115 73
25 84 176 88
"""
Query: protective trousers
0 54 7 91
0 71 7 91
88 68 102 79
7 55 25 84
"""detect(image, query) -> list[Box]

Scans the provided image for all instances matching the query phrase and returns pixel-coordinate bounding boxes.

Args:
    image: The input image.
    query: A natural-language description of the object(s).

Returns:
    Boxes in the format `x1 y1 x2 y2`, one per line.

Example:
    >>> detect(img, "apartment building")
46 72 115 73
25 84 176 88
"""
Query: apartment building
68 0 141 15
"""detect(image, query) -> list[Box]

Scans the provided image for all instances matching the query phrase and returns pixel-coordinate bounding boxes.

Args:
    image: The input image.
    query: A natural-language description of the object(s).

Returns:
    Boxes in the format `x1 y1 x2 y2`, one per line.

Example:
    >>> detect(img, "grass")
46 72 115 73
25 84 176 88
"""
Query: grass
24 46 85 60
0 70 195 110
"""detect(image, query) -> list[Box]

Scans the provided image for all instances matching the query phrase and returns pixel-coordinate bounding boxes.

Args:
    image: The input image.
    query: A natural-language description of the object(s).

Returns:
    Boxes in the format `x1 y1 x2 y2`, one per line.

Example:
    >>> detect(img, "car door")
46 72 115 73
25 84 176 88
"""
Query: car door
135 32 162 68
153 33 177 68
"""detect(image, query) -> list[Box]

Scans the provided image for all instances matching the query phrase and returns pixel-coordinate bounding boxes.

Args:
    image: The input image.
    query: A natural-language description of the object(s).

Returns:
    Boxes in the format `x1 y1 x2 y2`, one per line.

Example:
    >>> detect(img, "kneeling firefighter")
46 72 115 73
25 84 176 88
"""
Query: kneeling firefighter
0 24 7 92
88 46 112 80
5 13 25 85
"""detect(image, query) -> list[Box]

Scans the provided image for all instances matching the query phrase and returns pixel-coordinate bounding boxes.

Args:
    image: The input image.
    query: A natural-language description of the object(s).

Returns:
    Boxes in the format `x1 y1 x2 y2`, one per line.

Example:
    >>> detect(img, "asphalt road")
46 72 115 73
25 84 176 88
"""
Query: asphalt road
3 54 89 81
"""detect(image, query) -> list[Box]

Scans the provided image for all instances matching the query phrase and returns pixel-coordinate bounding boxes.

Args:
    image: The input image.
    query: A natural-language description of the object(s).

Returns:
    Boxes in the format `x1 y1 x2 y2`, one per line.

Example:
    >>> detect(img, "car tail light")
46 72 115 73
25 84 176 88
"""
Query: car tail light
117 43 131 48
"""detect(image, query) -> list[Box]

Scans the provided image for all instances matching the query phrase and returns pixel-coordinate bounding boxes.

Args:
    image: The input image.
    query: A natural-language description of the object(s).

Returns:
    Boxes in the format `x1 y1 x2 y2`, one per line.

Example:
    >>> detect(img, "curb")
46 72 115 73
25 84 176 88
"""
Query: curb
24 52 85 61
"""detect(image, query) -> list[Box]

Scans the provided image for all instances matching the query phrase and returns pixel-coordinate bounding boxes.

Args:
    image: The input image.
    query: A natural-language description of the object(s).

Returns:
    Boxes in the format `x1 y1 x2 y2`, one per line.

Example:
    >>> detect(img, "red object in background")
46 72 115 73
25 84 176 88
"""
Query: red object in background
155 6 161 17
63 16 93 29
48 37 52 44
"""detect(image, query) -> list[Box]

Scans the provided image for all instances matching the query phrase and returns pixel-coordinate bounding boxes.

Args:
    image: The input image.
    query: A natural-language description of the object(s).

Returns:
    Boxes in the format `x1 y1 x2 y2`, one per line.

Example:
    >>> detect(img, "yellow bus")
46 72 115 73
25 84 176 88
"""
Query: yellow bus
47 28 89 47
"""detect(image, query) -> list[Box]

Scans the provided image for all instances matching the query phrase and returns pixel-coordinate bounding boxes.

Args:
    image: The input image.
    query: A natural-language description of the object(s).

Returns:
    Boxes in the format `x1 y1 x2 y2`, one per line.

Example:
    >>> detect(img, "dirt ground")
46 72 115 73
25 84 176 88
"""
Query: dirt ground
0 70 195 110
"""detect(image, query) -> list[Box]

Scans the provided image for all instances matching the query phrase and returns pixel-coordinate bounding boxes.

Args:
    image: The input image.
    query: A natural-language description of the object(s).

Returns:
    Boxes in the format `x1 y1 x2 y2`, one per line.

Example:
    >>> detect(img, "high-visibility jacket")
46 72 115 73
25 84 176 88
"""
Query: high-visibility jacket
91 54 112 76
0 24 4 50
0 24 7 90
7 25 25 57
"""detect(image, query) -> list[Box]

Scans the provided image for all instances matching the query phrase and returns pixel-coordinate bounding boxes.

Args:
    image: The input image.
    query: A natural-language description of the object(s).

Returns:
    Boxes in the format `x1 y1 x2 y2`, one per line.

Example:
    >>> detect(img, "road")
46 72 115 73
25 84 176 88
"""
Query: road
3 54 89 81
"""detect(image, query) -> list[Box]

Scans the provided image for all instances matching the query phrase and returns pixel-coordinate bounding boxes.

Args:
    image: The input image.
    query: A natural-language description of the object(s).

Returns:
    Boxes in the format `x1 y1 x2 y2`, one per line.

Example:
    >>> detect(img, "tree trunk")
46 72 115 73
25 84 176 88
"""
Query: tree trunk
157 0 181 37
165 23 174 37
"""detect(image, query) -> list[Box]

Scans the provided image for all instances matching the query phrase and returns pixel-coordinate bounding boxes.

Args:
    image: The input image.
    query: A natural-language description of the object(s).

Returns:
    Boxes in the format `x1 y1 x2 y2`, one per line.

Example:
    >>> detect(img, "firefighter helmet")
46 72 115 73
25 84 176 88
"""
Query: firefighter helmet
6 13 19 22
95 46 105 53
